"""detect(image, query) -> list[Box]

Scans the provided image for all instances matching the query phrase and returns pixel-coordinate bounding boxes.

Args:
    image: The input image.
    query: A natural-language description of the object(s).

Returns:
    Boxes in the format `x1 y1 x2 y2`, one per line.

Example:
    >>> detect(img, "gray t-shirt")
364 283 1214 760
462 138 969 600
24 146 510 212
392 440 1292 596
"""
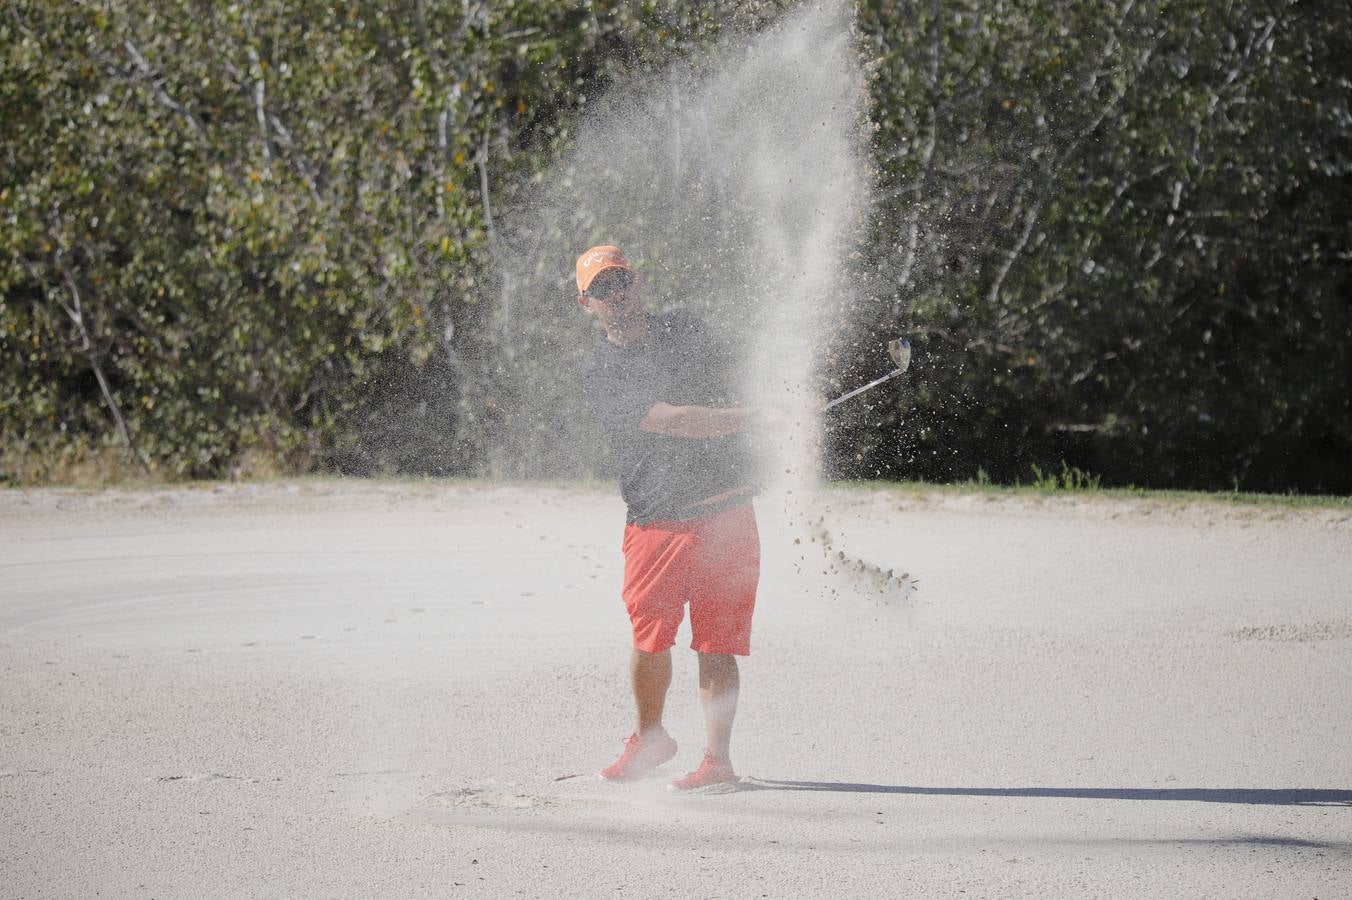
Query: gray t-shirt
584 313 757 524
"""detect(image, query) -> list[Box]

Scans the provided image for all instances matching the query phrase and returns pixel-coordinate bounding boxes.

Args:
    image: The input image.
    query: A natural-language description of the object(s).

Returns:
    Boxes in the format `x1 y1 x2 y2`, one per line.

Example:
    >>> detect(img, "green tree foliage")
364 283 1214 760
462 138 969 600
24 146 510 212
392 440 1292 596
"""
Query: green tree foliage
840 0 1351 491
0 0 782 478
2 0 1348 491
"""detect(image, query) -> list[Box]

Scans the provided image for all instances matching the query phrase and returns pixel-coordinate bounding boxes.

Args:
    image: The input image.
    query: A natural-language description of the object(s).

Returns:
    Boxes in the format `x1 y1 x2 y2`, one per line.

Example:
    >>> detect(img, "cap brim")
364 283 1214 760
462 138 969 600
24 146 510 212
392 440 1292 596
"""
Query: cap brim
579 263 633 294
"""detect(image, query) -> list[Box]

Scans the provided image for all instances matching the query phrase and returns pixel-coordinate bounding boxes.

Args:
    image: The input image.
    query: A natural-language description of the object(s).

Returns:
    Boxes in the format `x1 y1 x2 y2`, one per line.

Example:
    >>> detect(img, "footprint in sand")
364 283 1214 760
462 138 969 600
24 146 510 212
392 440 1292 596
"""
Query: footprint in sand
422 787 549 811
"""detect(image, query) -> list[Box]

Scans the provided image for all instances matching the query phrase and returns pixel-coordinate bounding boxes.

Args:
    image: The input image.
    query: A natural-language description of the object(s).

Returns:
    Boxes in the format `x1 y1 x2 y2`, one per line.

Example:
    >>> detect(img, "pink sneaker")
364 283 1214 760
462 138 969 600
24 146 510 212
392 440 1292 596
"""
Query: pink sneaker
667 752 739 792
598 731 678 782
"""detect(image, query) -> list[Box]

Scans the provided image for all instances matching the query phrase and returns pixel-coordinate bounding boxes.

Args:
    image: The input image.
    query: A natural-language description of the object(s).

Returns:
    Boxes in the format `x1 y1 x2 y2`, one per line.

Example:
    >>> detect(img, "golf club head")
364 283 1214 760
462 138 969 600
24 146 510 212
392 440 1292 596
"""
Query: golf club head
887 338 911 372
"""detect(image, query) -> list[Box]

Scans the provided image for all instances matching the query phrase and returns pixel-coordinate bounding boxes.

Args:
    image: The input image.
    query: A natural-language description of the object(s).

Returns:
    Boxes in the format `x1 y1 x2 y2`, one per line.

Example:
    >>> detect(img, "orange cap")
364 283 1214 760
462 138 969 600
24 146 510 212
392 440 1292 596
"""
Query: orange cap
575 245 632 293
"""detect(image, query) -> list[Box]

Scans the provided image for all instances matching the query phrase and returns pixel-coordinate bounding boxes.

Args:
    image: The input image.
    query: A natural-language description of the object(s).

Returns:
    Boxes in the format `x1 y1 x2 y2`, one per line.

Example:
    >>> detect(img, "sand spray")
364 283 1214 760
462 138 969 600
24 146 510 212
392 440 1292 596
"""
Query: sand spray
353 3 914 818
498 1 911 600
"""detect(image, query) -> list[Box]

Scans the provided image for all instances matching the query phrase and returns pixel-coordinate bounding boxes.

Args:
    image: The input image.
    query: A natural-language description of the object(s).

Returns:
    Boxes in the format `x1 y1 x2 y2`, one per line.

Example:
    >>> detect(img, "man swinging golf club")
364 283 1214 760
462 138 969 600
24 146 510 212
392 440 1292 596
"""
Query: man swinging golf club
576 245 765 792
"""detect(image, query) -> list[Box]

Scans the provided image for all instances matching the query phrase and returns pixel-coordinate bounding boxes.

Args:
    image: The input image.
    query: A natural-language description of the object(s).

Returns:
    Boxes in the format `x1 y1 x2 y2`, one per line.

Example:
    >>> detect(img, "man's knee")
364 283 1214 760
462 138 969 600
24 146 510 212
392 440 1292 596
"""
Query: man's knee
697 652 738 673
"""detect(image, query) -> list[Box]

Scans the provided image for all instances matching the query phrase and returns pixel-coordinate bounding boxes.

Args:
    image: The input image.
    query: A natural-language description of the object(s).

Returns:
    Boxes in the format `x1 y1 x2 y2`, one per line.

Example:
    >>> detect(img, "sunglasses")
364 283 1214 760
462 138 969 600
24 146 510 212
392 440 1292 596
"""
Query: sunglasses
585 270 635 299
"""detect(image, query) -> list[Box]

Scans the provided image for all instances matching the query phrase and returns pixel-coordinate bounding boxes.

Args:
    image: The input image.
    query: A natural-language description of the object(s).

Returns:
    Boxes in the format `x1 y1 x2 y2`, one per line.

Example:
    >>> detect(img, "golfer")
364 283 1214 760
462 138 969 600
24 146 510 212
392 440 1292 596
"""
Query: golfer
576 245 762 791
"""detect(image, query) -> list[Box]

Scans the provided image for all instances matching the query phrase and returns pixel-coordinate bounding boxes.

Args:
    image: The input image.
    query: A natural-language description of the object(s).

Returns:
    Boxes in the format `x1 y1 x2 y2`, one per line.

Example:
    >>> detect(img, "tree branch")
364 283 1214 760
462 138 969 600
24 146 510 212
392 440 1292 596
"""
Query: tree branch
247 48 271 163
266 113 323 204
220 56 323 204
122 38 205 137
891 0 943 317
57 267 152 475
476 129 496 242
988 3 1160 308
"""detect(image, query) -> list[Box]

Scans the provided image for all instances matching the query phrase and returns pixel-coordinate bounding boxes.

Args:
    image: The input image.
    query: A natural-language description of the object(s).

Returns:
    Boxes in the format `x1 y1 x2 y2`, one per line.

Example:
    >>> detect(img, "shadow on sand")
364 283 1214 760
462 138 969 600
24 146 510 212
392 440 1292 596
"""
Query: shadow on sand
738 780 1352 807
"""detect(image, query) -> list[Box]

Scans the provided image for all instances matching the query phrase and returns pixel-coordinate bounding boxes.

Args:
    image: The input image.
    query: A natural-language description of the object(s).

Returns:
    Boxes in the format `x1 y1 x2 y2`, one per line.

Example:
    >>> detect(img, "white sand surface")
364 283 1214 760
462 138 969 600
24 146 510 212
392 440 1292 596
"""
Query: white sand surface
2 480 1350 897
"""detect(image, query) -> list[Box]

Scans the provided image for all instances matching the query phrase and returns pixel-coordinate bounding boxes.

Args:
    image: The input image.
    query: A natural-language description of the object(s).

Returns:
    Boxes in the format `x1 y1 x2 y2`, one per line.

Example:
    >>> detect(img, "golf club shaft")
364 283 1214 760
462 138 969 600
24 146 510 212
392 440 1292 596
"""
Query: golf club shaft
822 367 905 411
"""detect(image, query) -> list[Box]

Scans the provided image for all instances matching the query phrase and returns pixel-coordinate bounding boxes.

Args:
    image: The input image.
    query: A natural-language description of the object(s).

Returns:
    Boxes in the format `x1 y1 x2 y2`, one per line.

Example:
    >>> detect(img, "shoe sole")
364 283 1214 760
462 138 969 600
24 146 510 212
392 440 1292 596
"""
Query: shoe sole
597 771 670 783
666 777 741 794
597 745 679 783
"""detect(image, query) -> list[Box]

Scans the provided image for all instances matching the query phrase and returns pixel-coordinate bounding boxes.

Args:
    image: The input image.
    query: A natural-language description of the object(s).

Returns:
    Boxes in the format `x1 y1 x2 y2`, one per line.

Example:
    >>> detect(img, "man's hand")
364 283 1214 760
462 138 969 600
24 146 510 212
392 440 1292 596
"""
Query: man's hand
638 402 806 439
639 403 754 439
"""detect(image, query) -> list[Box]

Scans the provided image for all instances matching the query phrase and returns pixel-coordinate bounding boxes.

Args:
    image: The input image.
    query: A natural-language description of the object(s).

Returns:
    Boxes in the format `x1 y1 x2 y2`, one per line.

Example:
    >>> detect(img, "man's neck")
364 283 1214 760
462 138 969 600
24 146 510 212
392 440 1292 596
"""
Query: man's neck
605 312 651 347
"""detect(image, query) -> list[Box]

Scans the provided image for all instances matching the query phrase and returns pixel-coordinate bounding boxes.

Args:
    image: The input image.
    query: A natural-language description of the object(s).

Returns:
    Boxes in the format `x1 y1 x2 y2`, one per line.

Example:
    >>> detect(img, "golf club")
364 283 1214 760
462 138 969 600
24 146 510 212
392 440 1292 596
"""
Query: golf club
823 338 911 411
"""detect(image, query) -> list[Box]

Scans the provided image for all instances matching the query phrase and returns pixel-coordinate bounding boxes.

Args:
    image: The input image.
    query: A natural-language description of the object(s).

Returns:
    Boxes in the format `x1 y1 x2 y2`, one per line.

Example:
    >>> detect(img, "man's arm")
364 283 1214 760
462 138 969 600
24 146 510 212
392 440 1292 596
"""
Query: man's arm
639 402 754 439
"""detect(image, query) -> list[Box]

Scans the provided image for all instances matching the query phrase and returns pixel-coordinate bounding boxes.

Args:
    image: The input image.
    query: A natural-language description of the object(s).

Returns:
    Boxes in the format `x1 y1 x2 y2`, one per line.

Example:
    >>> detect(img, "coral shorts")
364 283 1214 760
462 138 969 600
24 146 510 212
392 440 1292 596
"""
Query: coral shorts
621 503 760 656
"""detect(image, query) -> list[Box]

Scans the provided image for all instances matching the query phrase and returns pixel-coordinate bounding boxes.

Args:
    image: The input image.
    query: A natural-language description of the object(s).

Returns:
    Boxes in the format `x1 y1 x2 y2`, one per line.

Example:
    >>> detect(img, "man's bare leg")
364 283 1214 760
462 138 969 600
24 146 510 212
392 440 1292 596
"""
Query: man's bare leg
631 648 672 736
697 653 739 760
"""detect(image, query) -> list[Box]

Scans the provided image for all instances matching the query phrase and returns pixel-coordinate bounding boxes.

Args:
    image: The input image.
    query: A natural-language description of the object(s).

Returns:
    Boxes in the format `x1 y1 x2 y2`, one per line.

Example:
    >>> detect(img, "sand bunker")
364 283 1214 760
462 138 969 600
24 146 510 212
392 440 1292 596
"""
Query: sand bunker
2 480 1350 895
